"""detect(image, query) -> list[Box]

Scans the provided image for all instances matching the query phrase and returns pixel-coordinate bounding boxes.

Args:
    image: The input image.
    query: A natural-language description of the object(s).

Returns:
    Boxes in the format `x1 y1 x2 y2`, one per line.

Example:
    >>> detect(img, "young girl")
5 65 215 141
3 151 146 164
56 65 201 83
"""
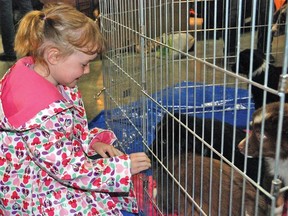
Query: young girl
0 3 151 216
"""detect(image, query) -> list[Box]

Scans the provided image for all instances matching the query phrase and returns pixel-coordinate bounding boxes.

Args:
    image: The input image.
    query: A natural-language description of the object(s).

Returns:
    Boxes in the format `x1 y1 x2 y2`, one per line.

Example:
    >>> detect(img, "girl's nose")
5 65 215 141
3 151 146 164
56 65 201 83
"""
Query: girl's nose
84 64 90 74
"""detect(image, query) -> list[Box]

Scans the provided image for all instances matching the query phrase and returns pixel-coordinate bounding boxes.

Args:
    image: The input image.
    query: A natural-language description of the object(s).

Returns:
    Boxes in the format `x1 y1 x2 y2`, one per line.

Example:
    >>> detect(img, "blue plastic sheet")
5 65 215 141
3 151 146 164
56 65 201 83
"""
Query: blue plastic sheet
89 81 255 153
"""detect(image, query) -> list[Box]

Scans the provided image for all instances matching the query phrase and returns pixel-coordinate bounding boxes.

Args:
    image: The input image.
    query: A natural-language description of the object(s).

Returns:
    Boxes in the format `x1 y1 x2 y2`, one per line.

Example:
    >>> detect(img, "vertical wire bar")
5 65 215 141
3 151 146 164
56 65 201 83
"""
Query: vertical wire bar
139 0 147 156
192 3 199 212
184 0 189 215
175 1 181 213
158 2 165 212
208 0 218 214
200 1 208 212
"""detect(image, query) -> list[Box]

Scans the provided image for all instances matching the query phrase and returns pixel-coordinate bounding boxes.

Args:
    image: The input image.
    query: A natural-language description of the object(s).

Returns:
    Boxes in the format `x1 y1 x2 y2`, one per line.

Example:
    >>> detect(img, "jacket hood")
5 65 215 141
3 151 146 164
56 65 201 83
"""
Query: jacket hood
0 57 70 131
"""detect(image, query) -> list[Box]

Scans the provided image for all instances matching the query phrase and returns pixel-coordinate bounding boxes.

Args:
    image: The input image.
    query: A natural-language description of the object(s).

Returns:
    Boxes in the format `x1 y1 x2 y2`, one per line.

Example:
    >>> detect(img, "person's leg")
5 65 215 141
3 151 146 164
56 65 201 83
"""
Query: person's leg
257 0 275 62
0 0 17 60
15 0 33 18
226 0 238 55
222 0 238 64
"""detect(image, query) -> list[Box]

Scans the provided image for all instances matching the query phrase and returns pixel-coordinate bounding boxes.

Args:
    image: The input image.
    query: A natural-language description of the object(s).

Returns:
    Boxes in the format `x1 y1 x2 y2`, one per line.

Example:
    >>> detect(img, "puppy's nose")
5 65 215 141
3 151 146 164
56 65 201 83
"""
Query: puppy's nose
237 138 246 154
238 138 255 159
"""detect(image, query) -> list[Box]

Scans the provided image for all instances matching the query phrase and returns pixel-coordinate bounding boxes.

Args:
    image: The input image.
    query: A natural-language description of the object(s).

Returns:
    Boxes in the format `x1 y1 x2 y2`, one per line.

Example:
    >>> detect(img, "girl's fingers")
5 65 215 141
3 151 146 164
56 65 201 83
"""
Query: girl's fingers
105 147 124 157
116 149 124 156
98 150 109 158
131 162 151 175
131 153 151 163
130 152 152 175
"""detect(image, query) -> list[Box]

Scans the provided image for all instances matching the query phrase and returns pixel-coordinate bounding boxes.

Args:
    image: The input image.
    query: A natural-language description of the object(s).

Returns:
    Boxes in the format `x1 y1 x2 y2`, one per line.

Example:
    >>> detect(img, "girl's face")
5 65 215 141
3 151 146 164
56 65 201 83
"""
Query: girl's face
49 49 98 88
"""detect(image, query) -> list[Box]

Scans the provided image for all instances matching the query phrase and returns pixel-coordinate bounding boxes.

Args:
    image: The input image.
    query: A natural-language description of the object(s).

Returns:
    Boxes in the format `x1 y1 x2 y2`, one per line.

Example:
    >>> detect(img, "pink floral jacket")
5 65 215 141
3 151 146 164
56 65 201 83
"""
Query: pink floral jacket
0 57 138 216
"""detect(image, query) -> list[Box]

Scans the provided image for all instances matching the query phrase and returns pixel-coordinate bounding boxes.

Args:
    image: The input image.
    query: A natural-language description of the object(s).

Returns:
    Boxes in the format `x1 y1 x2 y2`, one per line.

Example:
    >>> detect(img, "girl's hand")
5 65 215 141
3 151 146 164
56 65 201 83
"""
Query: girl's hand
130 152 151 175
92 142 124 158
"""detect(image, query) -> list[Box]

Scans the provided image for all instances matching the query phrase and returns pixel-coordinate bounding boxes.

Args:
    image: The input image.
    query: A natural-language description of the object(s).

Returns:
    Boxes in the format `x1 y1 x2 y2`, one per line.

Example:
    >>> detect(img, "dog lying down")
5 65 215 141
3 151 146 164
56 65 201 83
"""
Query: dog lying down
231 49 288 110
238 102 288 215
152 113 261 182
154 153 267 215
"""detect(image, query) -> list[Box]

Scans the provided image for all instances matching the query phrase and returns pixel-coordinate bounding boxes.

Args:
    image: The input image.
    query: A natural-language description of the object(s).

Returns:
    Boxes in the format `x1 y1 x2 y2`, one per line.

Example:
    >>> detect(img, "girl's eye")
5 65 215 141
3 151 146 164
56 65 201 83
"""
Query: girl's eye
82 63 89 67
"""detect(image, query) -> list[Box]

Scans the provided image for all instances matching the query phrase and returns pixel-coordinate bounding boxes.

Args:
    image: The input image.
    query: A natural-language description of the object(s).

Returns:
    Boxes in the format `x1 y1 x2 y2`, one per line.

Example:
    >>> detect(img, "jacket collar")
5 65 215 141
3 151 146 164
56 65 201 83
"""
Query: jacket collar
0 56 66 128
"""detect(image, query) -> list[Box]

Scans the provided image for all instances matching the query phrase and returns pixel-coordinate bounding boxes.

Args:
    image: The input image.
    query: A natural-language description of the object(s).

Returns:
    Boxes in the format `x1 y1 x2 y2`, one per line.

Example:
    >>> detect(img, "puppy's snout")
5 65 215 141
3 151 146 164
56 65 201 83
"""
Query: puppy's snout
238 138 246 154
237 134 255 158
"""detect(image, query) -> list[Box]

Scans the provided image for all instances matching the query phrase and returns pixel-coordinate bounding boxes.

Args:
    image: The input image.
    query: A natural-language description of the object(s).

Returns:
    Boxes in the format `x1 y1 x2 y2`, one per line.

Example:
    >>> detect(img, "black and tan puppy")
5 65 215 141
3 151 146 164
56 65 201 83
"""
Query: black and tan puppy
231 49 288 110
154 153 267 215
152 113 261 182
238 102 288 215
238 102 288 185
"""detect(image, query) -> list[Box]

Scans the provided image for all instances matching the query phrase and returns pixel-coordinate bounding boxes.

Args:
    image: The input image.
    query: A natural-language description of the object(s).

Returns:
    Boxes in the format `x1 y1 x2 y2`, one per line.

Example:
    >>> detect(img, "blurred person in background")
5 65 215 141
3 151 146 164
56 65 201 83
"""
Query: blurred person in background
0 0 33 62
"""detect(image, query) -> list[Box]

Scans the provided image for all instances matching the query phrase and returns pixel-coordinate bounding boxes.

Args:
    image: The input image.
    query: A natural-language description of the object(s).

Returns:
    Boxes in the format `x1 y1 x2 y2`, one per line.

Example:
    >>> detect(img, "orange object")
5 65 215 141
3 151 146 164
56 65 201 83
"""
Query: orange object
275 0 286 10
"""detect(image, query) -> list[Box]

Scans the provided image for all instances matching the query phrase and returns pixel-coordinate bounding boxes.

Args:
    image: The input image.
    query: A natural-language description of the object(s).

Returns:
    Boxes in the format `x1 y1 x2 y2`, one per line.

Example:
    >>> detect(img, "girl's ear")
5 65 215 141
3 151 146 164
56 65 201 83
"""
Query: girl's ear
46 47 61 65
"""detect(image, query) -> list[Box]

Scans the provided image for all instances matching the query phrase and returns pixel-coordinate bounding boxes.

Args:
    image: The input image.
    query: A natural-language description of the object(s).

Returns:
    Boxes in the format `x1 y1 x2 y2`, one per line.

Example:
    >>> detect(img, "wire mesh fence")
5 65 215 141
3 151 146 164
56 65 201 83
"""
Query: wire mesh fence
98 0 288 215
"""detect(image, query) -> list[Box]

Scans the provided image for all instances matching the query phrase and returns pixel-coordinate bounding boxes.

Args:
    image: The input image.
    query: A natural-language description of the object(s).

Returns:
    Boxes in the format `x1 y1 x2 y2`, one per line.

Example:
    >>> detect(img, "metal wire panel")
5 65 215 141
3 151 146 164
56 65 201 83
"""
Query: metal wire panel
99 0 288 215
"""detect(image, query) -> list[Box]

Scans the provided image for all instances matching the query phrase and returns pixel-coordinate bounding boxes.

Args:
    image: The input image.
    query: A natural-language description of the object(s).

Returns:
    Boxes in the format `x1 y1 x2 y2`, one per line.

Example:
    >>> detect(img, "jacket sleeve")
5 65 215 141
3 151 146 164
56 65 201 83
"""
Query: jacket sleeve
86 127 118 157
20 111 132 193
62 85 118 157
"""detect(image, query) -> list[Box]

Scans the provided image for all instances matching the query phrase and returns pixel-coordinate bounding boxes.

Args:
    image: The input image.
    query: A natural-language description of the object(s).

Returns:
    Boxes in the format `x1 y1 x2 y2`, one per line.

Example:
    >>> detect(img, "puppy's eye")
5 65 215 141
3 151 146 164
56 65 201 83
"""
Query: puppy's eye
254 129 262 141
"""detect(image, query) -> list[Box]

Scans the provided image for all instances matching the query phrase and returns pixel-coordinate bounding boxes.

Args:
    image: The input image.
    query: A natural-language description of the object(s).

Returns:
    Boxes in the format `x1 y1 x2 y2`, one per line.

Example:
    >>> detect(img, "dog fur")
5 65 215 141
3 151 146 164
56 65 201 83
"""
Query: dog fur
154 153 267 215
238 102 288 214
152 113 262 182
238 102 288 184
231 49 288 110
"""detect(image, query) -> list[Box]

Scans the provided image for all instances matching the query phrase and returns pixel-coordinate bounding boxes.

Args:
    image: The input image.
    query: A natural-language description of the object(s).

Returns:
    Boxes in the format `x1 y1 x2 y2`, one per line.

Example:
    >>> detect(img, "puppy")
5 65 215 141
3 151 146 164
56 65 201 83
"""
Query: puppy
238 102 288 185
238 102 288 215
152 113 261 182
154 153 267 215
231 49 288 110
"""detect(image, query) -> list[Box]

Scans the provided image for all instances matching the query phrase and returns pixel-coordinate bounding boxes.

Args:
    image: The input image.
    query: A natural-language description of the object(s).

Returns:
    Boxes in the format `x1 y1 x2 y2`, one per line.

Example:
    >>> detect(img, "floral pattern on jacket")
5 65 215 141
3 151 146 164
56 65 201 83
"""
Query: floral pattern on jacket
0 57 138 216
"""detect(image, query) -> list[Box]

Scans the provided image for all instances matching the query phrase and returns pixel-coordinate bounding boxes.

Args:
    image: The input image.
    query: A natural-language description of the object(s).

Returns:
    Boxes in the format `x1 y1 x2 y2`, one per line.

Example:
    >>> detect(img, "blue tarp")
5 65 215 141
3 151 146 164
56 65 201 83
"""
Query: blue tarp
89 81 255 153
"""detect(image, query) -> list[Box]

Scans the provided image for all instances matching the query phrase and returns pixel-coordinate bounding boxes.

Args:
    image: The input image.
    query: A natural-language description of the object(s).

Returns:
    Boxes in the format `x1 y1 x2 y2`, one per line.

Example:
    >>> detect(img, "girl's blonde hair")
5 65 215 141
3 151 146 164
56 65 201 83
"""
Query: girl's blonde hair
15 3 106 65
